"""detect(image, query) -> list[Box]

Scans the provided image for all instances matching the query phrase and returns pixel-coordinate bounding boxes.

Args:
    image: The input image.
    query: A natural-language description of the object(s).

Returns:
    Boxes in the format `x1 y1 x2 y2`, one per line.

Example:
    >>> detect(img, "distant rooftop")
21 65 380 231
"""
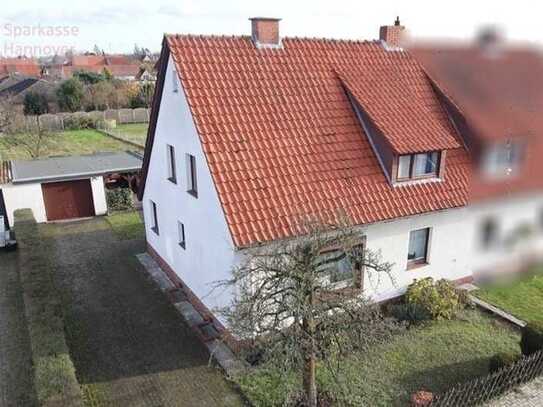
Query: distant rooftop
10 151 142 184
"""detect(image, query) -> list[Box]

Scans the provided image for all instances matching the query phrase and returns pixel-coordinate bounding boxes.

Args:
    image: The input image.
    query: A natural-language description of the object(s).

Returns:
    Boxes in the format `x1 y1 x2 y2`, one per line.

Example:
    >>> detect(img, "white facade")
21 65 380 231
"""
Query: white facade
1 176 108 225
142 55 239 313
143 56 543 321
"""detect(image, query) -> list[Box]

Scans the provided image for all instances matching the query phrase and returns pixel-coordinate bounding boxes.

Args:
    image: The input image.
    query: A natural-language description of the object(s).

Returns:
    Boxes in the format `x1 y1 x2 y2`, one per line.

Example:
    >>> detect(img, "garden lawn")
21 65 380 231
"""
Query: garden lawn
105 211 145 240
112 123 148 146
475 272 543 325
0 129 133 160
237 310 520 407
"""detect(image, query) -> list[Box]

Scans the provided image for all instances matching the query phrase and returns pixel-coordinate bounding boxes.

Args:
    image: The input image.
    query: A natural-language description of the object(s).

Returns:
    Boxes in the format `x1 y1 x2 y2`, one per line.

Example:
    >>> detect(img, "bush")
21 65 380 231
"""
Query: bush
56 78 84 112
521 322 543 356
405 278 462 320
389 303 431 324
23 91 49 115
63 115 97 130
489 352 519 372
106 187 134 212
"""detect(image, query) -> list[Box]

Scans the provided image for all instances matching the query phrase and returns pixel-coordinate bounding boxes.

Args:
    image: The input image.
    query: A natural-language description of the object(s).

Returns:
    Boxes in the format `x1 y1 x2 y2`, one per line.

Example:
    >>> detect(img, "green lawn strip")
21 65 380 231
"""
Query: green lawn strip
110 123 148 145
14 209 83 406
475 273 543 324
237 310 520 406
0 129 134 160
105 211 145 240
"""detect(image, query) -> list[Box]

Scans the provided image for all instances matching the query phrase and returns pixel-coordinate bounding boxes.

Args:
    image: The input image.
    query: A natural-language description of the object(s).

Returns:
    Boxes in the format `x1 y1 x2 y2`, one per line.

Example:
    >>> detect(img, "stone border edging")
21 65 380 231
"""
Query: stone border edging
469 295 527 328
136 253 246 376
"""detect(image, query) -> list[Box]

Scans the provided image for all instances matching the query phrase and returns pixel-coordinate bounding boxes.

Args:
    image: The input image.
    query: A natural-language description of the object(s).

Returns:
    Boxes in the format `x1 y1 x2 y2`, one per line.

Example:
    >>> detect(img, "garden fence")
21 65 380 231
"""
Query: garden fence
430 349 543 406
21 108 150 132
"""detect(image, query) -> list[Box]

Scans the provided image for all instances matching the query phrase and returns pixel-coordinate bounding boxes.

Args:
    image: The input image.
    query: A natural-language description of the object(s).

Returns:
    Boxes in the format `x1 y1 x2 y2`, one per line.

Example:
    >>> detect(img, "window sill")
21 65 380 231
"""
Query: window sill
187 189 198 199
151 226 159 236
179 242 186 250
167 177 177 185
407 261 429 271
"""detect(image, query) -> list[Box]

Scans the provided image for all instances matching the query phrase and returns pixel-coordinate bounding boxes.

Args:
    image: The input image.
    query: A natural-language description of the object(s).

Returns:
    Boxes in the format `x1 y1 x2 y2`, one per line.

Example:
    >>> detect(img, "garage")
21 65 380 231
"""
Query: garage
0 152 142 226
42 179 95 221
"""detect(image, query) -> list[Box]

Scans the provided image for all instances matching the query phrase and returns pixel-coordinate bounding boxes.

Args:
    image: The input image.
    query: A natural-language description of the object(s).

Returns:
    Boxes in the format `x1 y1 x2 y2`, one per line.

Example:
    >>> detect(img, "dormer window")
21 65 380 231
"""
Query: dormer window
483 140 523 178
397 152 440 181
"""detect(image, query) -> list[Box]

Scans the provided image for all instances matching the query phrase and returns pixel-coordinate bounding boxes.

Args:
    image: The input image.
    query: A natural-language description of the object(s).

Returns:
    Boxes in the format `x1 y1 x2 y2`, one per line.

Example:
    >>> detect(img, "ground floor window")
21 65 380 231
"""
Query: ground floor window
316 244 364 288
150 200 159 235
408 228 430 267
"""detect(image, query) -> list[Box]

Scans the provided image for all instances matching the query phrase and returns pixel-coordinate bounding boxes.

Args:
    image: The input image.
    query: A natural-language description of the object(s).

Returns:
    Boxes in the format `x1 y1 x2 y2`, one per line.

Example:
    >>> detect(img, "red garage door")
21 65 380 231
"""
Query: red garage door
42 179 95 221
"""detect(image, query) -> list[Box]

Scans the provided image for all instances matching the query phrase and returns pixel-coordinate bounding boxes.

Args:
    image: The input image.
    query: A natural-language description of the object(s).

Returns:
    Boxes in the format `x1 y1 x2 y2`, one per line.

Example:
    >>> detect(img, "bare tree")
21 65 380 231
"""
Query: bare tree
0 95 20 134
215 217 401 406
6 116 49 158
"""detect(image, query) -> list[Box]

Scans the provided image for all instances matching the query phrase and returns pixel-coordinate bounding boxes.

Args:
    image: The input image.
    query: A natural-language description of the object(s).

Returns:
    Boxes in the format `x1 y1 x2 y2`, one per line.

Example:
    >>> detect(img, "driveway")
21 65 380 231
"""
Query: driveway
0 251 36 407
41 218 243 407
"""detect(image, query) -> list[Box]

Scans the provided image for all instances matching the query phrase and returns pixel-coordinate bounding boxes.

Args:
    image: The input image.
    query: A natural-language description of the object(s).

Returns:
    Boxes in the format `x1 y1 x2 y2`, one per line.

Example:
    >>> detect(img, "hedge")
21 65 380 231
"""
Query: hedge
521 322 543 356
14 209 83 406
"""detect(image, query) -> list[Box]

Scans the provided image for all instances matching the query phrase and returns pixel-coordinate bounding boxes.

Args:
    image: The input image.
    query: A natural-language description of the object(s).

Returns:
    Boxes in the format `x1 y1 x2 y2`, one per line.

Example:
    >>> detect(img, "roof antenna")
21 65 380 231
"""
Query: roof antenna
394 16 401 26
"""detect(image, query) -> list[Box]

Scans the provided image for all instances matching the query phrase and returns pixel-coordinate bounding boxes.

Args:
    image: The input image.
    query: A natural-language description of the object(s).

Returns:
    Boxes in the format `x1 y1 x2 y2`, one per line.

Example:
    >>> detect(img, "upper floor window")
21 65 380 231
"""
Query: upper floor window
172 69 179 93
407 227 430 268
186 153 198 198
167 144 176 184
483 140 523 177
397 152 440 181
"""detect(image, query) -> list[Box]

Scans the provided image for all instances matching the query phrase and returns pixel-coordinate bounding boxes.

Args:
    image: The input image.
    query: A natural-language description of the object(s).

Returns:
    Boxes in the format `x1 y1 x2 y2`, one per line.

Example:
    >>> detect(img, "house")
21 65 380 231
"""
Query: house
0 151 142 227
46 53 141 81
0 57 41 77
0 75 56 105
138 18 543 324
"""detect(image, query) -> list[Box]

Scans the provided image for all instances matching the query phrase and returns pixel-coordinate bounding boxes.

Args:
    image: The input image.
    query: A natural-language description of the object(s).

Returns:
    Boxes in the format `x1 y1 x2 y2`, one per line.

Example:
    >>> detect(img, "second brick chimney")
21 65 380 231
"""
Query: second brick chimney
379 17 405 48
250 17 281 47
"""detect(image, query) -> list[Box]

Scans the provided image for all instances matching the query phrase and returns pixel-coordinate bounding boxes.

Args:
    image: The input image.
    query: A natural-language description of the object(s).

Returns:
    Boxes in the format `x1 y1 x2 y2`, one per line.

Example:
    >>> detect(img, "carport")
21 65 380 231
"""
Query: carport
1 151 142 224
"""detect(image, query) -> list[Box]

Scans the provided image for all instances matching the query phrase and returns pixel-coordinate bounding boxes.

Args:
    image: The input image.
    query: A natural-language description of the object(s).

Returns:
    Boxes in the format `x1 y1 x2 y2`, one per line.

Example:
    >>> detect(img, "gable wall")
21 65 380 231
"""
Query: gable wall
142 54 239 314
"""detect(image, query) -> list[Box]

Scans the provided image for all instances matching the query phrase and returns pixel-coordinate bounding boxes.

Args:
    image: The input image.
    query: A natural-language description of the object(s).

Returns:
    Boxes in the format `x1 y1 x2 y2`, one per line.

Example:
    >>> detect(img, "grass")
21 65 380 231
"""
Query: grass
475 269 543 325
110 123 148 146
237 310 520 406
13 209 83 406
105 211 145 240
0 129 135 160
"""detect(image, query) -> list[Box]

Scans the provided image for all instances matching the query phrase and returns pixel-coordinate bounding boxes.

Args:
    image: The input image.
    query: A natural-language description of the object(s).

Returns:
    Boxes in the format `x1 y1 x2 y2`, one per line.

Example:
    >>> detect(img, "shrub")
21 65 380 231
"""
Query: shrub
405 278 462 320
389 303 431 324
520 322 543 356
63 115 97 130
489 352 519 372
56 78 84 112
106 187 134 212
23 91 49 115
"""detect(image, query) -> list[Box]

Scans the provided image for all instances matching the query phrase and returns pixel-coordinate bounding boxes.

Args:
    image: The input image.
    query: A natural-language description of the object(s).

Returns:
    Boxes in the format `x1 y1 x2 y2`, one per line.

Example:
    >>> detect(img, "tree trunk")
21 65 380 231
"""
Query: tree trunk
303 347 317 407
303 284 317 407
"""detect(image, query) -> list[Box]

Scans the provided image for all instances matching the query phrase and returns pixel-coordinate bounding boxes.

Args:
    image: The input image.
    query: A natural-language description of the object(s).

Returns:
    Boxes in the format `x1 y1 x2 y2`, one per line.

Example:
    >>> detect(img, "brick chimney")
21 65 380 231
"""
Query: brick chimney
379 17 405 48
250 17 281 47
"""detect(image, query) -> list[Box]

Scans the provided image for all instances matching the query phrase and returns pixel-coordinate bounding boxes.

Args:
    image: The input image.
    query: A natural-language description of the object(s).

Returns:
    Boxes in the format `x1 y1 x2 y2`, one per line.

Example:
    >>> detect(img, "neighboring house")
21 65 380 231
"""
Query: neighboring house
0 57 41 77
0 75 56 105
138 18 543 323
135 66 157 83
46 53 141 80
0 151 142 226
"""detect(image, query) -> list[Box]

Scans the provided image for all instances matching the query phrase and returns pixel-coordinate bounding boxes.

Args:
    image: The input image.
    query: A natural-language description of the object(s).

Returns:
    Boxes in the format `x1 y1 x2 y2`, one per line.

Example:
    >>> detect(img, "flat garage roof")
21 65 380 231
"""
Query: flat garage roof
11 151 143 184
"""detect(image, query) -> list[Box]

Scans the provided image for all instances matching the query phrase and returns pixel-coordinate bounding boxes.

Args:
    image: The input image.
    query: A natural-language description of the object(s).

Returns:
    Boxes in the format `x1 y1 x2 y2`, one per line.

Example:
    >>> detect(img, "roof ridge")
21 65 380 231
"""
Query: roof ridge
165 32 383 46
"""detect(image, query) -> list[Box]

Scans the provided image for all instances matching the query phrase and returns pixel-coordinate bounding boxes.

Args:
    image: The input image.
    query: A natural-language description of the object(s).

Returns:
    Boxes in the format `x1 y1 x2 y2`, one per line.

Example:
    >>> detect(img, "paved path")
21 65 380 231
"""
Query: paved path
42 219 243 407
488 376 543 406
0 251 36 407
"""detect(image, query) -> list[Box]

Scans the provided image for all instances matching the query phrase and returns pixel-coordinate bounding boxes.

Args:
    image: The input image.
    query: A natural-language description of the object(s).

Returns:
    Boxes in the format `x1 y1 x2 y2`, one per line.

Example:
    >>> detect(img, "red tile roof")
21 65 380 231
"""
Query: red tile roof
0 58 40 77
0 161 12 184
141 35 470 248
413 46 543 201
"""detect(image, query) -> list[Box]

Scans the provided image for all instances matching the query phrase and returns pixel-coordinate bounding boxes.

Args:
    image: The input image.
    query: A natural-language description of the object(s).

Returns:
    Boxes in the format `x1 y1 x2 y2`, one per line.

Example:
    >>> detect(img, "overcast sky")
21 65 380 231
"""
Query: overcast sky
1 0 542 56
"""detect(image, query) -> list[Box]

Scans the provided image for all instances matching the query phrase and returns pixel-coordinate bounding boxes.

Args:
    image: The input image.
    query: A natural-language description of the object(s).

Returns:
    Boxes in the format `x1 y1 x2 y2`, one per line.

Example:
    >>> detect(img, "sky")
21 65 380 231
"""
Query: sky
1 0 543 57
